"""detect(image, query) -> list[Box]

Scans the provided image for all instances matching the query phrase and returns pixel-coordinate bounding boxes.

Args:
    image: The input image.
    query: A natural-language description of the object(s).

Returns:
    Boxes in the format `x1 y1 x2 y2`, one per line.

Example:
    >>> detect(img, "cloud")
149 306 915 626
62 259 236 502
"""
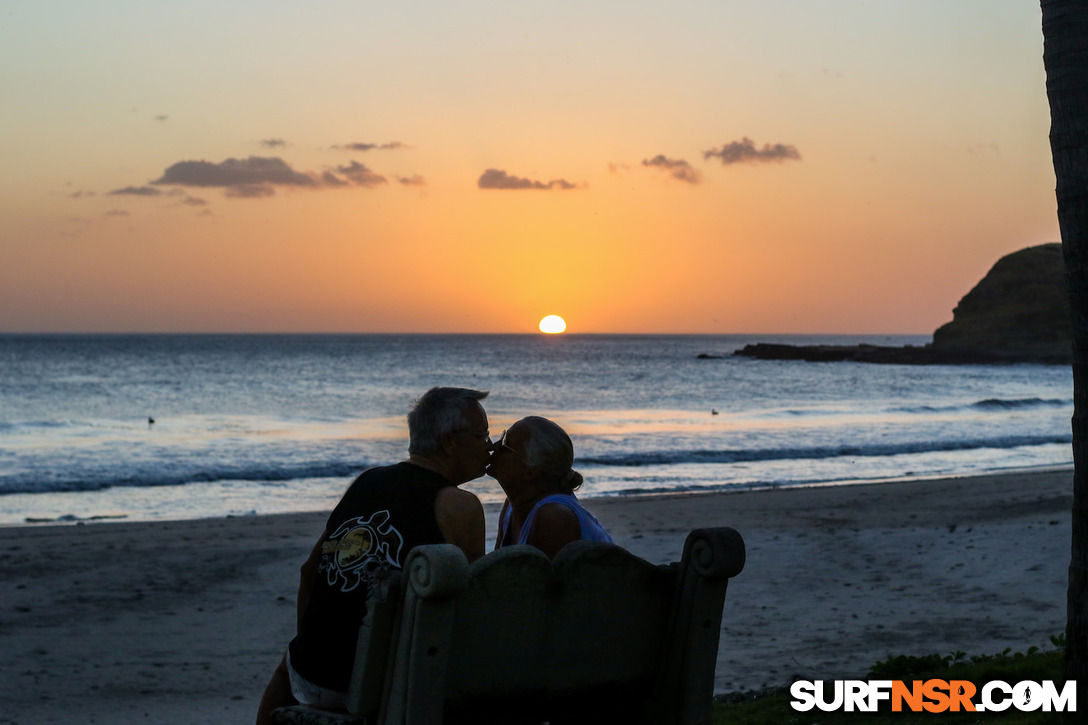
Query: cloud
68 190 96 198
477 168 579 190
108 185 166 196
153 115 169 122
136 155 399 199
320 171 348 187
334 141 408 152
641 155 702 184
320 171 346 186
225 184 276 199
261 138 288 149
397 175 426 187
153 156 318 189
182 196 208 206
335 161 387 187
703 137 801 165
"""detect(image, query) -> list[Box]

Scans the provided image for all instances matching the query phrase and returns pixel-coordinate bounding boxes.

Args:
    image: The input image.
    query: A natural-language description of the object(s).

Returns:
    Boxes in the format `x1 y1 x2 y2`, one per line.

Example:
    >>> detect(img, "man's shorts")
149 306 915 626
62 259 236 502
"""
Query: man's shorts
285 649 348 710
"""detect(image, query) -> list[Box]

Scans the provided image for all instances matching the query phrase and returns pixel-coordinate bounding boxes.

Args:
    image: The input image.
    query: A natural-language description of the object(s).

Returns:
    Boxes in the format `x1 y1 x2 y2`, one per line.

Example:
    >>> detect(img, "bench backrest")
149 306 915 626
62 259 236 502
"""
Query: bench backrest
347 527 745 725
445 542 674 699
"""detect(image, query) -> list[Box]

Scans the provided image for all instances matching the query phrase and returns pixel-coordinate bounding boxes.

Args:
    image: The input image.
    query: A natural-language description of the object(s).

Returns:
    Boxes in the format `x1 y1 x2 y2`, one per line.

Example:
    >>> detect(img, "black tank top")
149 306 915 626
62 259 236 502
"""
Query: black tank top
289 462 451 691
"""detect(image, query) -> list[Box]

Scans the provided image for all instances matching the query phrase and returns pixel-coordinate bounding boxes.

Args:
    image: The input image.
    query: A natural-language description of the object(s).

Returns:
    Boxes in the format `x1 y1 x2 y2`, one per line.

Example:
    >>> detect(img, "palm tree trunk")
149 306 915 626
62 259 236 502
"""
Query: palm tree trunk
1041 0 1088 685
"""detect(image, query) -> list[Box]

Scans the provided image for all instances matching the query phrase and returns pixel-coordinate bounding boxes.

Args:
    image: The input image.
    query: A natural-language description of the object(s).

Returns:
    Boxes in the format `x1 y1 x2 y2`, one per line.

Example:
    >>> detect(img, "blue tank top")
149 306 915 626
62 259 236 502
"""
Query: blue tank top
499 493 612 547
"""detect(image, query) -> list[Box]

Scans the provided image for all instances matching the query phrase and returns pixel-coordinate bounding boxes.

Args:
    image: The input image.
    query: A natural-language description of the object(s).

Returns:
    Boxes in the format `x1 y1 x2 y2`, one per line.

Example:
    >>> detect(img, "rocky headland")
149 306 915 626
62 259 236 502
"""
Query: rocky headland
733 243 1073 365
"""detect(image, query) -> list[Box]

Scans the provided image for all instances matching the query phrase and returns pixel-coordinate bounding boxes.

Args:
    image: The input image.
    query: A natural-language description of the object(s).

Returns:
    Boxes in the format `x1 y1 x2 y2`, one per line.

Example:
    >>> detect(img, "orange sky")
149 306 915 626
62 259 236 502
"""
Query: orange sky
0 1 1058 334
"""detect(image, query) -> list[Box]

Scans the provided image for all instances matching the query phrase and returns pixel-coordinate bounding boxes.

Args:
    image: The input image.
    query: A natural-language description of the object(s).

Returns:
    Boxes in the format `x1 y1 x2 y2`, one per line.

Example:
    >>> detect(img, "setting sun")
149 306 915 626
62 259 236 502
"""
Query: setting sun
539 315 567 334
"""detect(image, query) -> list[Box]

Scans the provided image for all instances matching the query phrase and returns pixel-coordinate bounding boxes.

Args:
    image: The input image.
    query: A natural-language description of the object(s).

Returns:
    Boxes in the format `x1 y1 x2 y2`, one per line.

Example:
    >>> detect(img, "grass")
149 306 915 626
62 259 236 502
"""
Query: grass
711 639 1073 723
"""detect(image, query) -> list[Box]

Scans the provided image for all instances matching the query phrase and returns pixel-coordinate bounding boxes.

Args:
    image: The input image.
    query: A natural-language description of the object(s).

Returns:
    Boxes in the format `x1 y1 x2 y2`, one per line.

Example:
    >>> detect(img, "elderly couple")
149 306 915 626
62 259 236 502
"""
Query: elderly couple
256 387 611 722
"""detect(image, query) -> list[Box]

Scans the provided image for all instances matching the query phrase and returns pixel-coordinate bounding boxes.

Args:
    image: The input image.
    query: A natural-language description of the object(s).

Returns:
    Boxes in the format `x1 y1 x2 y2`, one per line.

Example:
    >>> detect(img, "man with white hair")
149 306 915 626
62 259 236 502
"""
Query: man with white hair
257 387 490 722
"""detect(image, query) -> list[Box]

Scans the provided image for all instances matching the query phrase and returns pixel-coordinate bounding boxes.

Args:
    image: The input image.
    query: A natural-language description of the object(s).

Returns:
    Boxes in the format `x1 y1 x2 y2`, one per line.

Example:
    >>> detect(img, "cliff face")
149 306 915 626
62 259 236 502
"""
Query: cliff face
931 243 1072 361
734 243 1073 365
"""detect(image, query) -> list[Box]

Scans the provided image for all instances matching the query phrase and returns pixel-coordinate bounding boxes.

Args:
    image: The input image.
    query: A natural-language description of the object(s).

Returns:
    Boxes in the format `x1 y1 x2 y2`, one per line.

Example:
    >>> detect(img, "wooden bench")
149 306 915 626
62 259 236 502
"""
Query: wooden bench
272 527 745 725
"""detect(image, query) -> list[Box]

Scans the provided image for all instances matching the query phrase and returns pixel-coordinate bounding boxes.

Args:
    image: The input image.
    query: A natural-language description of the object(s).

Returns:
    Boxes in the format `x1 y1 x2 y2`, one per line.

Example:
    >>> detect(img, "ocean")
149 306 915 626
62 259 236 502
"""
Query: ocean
0 333 1074 525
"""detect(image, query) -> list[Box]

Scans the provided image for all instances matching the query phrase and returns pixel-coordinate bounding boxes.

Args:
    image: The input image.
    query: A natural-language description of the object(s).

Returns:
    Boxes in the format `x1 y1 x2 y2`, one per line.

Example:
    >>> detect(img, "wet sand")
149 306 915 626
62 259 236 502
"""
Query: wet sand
0 469 1072 724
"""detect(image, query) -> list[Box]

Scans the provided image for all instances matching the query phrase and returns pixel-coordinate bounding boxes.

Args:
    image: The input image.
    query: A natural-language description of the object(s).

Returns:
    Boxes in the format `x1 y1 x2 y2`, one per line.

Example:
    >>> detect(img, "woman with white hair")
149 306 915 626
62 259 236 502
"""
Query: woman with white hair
487 416 612 559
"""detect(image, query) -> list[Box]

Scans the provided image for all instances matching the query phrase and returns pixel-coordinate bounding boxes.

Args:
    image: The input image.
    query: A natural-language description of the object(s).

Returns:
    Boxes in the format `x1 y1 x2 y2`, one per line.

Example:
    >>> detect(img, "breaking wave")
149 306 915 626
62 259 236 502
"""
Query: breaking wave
577 434 1072 467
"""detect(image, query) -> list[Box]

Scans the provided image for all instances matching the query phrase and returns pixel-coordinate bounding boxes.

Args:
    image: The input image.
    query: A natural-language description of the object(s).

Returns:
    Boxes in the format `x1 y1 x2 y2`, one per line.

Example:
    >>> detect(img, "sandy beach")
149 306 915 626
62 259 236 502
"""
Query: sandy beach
0 469 1072 725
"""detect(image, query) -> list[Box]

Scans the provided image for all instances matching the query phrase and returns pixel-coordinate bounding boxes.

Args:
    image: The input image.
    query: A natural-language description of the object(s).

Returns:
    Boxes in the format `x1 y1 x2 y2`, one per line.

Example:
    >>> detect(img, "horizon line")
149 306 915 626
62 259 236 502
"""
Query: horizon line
0 330 936 337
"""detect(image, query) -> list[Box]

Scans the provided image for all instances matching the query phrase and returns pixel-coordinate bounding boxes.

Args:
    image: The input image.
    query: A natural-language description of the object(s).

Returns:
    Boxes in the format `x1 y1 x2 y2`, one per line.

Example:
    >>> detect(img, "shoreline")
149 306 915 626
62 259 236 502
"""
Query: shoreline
0 468 1073 724
1 463 1073 529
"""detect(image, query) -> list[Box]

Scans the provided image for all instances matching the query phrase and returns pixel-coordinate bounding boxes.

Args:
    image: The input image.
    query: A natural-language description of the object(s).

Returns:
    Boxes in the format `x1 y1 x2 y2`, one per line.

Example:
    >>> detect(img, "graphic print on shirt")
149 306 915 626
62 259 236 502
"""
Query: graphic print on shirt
320 510 405 593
